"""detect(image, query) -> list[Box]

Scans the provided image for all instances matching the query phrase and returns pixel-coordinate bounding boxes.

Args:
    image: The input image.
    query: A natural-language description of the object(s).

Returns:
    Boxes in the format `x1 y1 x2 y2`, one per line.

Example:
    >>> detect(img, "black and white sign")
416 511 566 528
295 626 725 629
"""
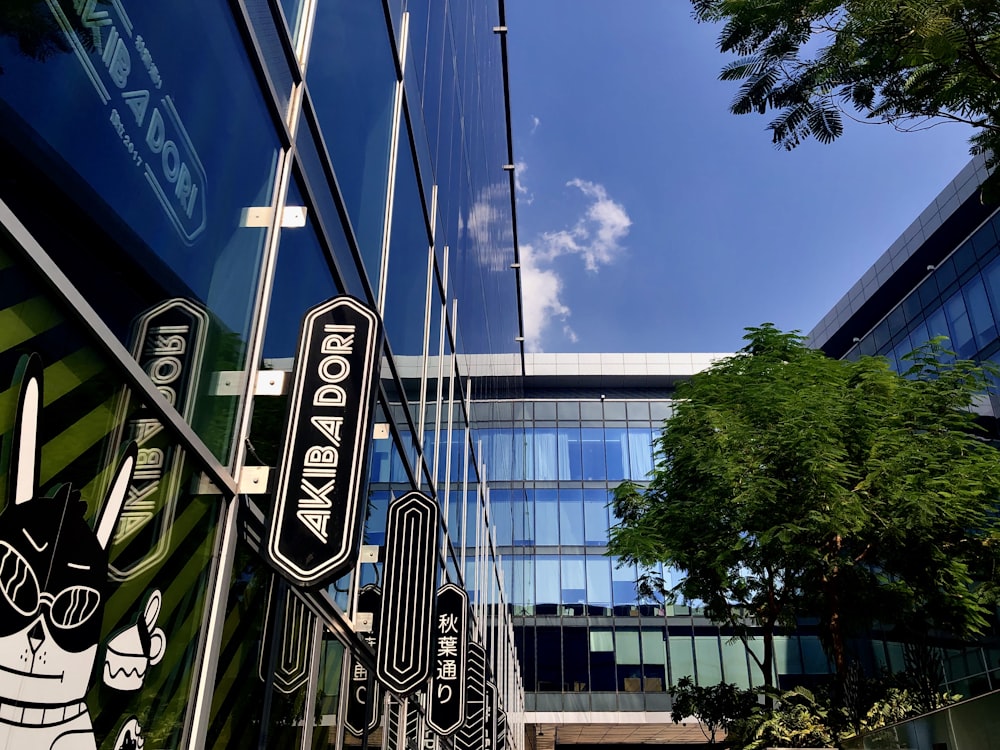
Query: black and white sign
266 296 381 587
496 707 507 750
484 679 498 750
454 642 486 750
427 584 468 735
376 491 440 694
345 585 382 736
112 298 208 580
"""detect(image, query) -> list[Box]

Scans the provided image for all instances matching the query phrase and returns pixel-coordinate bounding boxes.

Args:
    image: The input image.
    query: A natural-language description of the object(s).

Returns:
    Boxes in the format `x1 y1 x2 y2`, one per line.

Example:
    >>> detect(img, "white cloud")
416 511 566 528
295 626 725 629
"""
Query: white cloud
520 179 631 350
514 160 532 205
530 115 540 135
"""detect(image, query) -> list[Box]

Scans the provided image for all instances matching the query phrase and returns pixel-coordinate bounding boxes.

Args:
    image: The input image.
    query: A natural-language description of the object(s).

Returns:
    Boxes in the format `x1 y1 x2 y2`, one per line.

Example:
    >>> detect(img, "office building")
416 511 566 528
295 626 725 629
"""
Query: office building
0 0 525 748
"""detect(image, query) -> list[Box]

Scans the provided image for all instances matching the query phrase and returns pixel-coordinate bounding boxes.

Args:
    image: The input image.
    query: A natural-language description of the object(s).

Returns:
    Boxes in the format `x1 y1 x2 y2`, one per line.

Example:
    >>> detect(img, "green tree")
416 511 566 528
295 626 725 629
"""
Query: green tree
609 325 1000 689
668 676 759 745
690 0 1000 199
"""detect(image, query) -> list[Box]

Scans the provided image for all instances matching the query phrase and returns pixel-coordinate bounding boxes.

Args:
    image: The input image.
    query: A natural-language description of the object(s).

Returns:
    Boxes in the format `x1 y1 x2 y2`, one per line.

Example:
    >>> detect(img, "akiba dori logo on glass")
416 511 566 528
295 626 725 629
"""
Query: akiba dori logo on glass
46 0 207 244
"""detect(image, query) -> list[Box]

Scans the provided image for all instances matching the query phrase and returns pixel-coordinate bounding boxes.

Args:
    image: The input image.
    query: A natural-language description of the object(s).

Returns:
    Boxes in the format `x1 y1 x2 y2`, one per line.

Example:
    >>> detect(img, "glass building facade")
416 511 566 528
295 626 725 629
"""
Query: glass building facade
0 0 525 748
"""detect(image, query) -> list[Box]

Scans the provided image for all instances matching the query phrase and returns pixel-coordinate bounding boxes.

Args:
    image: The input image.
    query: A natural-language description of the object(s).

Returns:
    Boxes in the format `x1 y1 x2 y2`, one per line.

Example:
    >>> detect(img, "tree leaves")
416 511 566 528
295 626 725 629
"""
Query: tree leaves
608 325 1000 688
691 0 1000 200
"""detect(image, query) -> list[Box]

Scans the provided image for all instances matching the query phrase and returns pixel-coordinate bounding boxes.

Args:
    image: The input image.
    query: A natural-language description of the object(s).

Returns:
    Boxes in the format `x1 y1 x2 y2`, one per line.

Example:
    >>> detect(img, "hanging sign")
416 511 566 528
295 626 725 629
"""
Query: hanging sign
484 679 498 750
376 491 440 694
496 707 507 750
345 585 382 736
111 298 208 580
266 295 381 587
454 642 486 750
427 584 468 735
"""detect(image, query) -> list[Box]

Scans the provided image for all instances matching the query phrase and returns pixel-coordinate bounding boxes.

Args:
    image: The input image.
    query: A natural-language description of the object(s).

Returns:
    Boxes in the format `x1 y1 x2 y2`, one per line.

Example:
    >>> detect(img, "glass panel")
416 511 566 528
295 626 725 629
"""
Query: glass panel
590 628 617 691
695 636 723 685
261 172 341 360
580 427 606 481
642 630 667 665
491 489 512 546
612 558 639 613
559 488 584 545
308 0 395 277
585 556 612 614
722 639 751 689
558 424 581 480
0 3 282 460
310 634 345 749
536 627 561 691
628 428 655 479
964 274 997 350
669 637 695 684
605 427 629 482
561 555 586 615
944 291 975 358
801 636 830 674
530 427 558 480
534 489 559 546
583 490 610 545
535 555 560 614
564 628 589 692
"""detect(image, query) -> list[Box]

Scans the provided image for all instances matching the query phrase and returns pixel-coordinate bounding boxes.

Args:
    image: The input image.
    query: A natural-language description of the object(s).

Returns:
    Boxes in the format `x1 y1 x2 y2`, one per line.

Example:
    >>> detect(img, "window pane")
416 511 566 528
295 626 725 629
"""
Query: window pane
561 555 586 615
583 490 610 545
559 489 584 545
536 556 560 613
586 556 612 613
534 490 559 546
581 427 606 481
605 427 629 481
694 637 723 685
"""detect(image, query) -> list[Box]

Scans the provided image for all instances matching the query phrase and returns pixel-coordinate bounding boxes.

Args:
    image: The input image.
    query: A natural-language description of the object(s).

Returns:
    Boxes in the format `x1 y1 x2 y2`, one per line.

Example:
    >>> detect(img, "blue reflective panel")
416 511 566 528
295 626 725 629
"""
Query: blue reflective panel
559 425 582 480
513 489 535 545
465 490 478 548
944 291 976 358
308 0 395 278
628 428 655 479
583 490 610 545
529 427 559 480
605 427 629 481
484 428 514 481
447 487 463 550
364 490 391 545
535 556 560 613
490 490 513 546
561 555 586 614
534 490 559 546
964 274 997 350
581 427 606 481
383 138 430 361
585 555 612 612
262 172 340 359
983 257 1000 327
611 558 638 611
559 489 584 545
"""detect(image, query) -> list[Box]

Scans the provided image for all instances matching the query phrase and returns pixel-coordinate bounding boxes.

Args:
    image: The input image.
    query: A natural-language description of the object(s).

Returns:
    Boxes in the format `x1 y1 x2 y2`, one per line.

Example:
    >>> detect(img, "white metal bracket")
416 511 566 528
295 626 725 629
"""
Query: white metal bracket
240 205 308 228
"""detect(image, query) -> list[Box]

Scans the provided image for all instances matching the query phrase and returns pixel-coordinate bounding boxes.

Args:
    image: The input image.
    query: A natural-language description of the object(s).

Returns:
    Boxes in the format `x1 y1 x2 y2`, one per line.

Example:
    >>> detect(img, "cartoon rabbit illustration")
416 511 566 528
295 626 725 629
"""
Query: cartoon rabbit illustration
0 354 145 750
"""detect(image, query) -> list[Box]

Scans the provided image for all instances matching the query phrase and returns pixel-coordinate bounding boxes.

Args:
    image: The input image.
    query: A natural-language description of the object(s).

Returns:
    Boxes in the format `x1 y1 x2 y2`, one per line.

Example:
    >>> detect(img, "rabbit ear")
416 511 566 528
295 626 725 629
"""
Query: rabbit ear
95 442 137 549
8 354 44 506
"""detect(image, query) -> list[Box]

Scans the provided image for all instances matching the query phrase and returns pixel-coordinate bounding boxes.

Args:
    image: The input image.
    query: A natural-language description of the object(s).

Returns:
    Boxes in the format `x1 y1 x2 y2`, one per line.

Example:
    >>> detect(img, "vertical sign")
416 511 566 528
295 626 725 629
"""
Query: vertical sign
376 491 440 694
345 585 382 736
427 584 468 735
484 680 498 750
496 707 507 750
266 296 381 588
112 298 207 579
454 642 486 750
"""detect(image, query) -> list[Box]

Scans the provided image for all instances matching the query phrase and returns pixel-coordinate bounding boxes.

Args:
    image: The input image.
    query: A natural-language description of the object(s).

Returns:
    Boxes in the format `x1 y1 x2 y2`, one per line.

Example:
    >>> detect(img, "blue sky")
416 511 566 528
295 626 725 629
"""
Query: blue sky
506 1 977 354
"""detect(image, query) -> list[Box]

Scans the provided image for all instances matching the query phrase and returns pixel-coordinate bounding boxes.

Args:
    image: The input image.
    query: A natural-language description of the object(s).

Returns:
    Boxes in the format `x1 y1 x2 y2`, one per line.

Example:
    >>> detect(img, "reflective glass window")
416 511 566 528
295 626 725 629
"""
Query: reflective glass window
384 139 430 361
262 173 341 359
944 290 975 357
491 489 513 546
612 559 639 611
529 427 559 480
559 489 584 545
581 427 606 481
669 637 695 683
584 490 610 545
590 629 616 691
536 627 561 691
563 628 590 692
534 490 559 546
695 637 723 685
558 424 581 480
535 556 560 614
964 275 997 350
628 427 655 478
586 556 612 612
561 555 586 615
605 427 629 481
308 0 395 277
722 639 751 689
774 635 803 675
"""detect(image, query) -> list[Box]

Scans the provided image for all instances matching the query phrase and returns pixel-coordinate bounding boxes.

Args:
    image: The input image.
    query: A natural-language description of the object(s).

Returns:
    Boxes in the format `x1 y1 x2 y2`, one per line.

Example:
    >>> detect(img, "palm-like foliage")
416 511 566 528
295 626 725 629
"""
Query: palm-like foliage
692 0 1000 200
